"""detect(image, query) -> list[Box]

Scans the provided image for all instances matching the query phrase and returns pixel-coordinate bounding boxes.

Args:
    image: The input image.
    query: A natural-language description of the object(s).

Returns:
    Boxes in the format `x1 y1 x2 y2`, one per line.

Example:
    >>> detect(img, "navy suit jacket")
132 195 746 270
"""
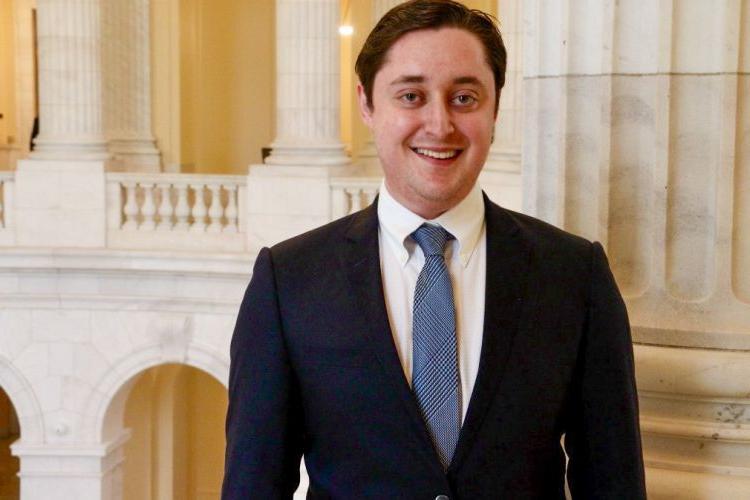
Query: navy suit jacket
222 196 646 499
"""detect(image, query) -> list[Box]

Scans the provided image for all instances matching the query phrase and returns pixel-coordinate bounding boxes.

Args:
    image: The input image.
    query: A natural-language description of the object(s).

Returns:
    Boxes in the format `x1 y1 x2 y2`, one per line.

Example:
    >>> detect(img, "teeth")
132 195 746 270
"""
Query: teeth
414 148 458 159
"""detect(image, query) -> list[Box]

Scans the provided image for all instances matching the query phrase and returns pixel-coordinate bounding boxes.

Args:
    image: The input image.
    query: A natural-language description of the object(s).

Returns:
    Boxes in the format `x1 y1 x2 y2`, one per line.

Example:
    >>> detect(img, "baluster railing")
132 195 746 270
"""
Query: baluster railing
122 181 139 230
363 186 378 206
191 184 207 232
140 183 157 230
223 184 238 233
107 173 245 249
207 183 223 233
173 183 190 230
330 177 381 219
156 183 173 231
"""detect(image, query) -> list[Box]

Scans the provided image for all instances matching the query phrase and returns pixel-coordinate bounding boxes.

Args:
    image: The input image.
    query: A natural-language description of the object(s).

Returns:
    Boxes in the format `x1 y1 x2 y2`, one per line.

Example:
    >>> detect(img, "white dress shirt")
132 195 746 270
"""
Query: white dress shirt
377 181 486 424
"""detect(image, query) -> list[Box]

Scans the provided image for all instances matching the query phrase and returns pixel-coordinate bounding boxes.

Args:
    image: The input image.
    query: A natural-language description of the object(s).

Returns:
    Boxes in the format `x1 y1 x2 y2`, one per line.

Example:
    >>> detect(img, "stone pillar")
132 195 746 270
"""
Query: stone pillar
31 0 107 160
15 0 108 248
487 0 522 172
248 0 357 250
479 0 522 211
265 0 348 166
357 0 405 175
12 431 129 500
103 0 161 171
524 0 750 496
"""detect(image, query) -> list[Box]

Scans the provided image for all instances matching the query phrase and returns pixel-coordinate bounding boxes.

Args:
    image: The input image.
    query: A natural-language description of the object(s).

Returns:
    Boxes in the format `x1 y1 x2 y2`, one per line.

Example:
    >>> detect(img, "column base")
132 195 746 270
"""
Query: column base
265 143 349 166
31 138 109 161
485 146 521 173
107 138 161 172
11 430 130 500
635 342 750 497
646 466 750 499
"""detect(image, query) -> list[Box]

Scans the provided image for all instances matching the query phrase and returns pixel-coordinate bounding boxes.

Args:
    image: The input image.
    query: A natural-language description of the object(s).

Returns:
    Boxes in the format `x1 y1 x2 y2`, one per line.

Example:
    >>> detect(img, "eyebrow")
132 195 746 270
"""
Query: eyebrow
389 75 425 85
388 75 485 87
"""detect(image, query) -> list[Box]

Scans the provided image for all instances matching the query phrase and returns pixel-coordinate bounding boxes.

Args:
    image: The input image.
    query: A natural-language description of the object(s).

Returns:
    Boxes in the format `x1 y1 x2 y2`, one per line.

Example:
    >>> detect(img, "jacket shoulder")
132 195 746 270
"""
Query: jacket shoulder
488 201 592 255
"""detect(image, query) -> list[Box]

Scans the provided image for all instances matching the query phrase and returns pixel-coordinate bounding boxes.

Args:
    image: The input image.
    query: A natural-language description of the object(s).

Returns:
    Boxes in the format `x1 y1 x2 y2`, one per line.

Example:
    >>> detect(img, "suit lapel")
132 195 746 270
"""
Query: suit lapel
449 196 533 472
341 201 445 469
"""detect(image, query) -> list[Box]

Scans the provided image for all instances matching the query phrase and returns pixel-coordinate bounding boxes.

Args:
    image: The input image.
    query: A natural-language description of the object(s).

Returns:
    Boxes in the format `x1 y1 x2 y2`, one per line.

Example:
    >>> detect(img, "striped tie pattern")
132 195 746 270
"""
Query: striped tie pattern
411 223 461 469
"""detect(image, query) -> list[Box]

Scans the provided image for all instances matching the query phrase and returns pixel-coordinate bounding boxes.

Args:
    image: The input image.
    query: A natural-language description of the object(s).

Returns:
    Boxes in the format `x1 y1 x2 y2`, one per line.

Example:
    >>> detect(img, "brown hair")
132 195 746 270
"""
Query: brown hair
355 0 507 112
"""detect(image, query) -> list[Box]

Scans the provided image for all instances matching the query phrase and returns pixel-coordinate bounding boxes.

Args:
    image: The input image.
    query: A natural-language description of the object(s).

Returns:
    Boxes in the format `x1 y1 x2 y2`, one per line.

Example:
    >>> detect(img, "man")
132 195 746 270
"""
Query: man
223 1 646 498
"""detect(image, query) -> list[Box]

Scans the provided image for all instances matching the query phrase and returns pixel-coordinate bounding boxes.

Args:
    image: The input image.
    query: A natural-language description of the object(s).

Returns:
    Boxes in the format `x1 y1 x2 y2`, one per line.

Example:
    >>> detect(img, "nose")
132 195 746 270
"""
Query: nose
423 101 455 138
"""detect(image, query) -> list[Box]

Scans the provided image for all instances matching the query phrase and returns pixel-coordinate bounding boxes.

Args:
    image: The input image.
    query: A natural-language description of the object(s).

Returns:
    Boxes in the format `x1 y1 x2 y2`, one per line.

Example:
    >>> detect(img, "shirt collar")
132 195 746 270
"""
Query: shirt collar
377 180 485 268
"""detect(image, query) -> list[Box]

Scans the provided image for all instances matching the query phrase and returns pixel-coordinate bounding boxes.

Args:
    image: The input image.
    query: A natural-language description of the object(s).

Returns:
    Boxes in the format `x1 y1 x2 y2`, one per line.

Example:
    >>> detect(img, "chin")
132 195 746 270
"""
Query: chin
412 187 463 212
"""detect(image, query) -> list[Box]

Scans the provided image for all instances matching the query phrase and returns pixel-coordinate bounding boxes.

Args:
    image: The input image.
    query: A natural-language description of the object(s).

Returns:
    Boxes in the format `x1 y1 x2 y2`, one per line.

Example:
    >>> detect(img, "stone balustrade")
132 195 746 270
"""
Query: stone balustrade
106 172 246 251
330 177 379 219
1 169 523 253
0 172 14 245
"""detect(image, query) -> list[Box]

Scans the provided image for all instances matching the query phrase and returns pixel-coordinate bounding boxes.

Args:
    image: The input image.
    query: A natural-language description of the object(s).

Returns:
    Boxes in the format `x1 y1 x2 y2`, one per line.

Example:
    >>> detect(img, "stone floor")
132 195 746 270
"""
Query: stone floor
0 436 19 500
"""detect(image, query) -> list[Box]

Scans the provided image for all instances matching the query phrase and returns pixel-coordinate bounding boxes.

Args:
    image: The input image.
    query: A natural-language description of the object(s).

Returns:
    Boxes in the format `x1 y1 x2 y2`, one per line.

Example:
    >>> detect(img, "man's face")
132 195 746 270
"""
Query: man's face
357 27 497 219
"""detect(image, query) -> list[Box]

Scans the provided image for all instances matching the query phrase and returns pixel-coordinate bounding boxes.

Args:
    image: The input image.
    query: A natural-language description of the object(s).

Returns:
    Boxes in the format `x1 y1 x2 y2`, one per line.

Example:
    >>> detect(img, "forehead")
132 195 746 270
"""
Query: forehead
376 27 492 83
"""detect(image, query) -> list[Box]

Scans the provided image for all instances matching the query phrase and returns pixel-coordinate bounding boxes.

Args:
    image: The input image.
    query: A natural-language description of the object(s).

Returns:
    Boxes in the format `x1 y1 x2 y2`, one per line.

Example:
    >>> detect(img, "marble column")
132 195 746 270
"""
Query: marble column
487 0 522 173
524 0 750 496
31 0 108 160
479 0 522 211
357 0 405 175
16 0 107 248
12 431 129 500
102 0 161 171
248 0 357 250
265 0 348 166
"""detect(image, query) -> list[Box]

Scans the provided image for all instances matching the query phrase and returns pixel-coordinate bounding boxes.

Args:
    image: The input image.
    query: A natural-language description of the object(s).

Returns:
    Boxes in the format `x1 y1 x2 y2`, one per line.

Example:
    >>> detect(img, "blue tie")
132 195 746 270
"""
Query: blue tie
411 223 461 469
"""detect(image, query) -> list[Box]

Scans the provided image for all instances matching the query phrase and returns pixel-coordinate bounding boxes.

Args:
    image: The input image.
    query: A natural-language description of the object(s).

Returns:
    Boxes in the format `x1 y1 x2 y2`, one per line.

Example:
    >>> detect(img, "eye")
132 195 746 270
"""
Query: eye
452 94 477 106
398 92 421 104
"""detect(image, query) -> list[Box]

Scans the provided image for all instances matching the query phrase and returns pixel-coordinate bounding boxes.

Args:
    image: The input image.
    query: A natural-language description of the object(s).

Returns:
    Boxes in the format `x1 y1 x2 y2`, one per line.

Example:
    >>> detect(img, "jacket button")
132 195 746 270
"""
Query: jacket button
435 496 450 500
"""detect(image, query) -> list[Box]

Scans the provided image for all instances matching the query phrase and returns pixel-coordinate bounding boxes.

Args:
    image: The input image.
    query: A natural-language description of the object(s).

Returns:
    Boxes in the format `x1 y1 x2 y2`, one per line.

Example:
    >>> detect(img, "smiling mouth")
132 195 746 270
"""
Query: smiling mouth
412 147 462 160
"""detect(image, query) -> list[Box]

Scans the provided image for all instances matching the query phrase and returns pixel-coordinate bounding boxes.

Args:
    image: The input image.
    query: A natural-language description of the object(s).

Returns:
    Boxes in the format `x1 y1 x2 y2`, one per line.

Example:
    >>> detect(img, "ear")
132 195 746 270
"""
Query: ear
356 82 374 128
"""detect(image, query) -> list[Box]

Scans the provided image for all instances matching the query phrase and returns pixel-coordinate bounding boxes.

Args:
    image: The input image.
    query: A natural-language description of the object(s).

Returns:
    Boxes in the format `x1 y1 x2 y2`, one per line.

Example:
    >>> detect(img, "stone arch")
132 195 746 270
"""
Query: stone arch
83 342 228 443
0 354 44 444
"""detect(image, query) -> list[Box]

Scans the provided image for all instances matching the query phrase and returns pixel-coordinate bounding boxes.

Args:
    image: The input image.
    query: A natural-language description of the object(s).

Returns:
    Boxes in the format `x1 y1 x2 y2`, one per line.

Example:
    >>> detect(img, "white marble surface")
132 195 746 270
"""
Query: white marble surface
523 0 750 496
32 0 108 160
102 0 160 171
266 0 348 166
0 247 247 498
487 0 522 174
14 160 107 248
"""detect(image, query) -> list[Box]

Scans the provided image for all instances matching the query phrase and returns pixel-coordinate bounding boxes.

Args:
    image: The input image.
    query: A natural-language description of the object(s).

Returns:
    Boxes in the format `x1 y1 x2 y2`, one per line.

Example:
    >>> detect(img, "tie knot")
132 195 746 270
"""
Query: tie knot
411 224 452 257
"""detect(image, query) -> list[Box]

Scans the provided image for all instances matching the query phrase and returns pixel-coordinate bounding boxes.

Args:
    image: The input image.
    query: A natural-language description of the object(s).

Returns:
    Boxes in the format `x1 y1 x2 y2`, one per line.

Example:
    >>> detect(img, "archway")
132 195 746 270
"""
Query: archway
0 387 20 499
112 363 227 500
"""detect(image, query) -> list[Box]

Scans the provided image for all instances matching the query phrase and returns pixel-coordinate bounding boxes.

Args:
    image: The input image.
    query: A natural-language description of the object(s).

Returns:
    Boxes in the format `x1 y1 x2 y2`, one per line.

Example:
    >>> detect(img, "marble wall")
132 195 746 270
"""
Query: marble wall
0 250 244 499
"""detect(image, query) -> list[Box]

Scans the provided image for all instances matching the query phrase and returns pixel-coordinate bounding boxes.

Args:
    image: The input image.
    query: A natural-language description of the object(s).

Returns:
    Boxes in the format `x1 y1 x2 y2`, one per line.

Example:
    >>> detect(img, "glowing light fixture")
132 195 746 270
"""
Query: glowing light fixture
339 25 354 36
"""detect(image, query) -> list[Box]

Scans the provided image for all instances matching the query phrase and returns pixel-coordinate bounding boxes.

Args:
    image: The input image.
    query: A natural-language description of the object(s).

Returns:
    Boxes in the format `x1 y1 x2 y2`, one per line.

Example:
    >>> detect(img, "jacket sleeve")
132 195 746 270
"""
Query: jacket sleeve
564 242 647 499
222 247 304 499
